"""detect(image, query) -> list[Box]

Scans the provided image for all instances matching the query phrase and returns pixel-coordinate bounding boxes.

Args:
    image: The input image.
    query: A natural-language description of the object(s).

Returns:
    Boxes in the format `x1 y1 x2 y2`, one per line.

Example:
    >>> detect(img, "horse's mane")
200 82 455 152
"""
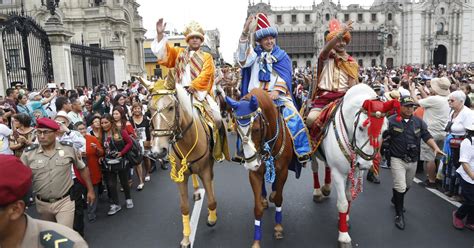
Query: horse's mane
244 88 278 123
343 84 377 110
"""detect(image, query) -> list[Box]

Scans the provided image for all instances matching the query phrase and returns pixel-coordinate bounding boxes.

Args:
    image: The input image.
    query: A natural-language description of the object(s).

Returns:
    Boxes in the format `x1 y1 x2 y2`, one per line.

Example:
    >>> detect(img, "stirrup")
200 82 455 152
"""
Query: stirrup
297 154 310 163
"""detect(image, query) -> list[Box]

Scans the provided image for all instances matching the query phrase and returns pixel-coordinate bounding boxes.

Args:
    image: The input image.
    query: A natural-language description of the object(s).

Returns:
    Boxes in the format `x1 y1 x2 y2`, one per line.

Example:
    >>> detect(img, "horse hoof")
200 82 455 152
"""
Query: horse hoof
274 225 284 240
193 193 201 202
274 231 284 240
180 245 190 248
338 242 352 248
251 241 261 248
269 192 276 203
313 194 324 203
262 198 269 209
206 219 217 227
321 185 331 196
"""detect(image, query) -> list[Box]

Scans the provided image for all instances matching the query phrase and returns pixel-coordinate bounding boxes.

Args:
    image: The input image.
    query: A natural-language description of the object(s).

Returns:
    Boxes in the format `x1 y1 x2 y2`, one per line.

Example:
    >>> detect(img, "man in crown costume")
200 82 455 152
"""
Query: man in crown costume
151 18 229 162
305 19 359 200
236 13 311 164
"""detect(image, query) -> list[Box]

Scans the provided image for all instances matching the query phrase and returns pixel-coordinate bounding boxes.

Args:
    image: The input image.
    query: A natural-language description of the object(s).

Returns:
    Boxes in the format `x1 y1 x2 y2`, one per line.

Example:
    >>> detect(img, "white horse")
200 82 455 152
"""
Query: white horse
315 84 393 248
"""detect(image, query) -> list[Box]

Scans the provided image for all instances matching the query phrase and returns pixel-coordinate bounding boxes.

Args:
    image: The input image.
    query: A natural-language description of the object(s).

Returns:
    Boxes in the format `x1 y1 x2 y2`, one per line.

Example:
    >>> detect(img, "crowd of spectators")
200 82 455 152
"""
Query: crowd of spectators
0 80 165 238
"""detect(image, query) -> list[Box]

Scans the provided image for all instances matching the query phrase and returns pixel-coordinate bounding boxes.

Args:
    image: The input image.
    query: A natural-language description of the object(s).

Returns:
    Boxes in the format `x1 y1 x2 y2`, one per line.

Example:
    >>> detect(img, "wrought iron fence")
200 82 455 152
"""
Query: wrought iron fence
0 12 54 90
70 42 115 88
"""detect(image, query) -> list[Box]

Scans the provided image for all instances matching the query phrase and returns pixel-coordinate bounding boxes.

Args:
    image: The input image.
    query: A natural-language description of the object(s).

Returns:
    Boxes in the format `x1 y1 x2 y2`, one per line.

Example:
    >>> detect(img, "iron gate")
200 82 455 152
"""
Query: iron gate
71 43 115 88
0 13 54 90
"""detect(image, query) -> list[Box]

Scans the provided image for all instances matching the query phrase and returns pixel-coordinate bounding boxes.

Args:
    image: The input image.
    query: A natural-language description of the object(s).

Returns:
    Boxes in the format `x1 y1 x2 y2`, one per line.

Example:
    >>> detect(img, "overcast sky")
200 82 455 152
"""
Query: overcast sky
136 0 371 62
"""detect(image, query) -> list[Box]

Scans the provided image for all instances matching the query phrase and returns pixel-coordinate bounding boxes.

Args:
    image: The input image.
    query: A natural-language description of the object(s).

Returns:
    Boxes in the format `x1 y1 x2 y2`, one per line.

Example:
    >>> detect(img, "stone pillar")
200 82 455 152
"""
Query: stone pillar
0 37 7 96
43 18 74 89
108 41 128 84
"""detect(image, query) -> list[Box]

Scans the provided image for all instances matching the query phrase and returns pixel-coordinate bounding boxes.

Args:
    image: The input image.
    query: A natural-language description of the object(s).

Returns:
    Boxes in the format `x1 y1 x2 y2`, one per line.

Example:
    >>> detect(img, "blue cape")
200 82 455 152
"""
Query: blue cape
240 45 294 102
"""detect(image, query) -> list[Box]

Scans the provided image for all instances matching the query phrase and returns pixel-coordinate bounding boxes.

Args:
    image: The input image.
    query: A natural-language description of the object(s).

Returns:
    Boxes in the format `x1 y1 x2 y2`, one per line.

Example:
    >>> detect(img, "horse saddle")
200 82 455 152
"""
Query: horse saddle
193 101 230 162
309 99 341 151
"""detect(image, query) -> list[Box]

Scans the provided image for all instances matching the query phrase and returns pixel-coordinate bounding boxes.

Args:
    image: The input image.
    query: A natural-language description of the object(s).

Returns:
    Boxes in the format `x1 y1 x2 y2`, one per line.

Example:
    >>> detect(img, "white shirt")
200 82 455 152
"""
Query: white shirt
457 138 474 184
151 36 208 101
418 95 450 140
449 106 474 136
67 111 83 125
0 124 13 155
398 87 410 97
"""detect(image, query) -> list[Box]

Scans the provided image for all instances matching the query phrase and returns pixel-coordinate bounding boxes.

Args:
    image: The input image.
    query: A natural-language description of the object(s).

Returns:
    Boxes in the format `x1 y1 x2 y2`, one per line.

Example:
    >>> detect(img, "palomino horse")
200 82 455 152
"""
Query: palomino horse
226 89 293 248
314 84 397 247
138 77 218 248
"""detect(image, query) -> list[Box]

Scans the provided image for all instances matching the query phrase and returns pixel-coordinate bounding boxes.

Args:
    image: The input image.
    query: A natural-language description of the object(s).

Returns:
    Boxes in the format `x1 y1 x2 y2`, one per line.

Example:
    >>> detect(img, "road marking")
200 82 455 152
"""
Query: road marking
413 177 461 208
190 188 205 248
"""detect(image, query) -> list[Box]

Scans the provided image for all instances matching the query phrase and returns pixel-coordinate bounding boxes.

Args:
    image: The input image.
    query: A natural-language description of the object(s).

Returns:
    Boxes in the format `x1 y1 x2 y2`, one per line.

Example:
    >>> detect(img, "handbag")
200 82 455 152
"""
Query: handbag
104 157 127 172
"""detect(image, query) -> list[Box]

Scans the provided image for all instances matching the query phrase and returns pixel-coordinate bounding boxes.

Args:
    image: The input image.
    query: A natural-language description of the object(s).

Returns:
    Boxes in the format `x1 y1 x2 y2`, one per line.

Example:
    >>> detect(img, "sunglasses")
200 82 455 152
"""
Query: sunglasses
36 130 55 136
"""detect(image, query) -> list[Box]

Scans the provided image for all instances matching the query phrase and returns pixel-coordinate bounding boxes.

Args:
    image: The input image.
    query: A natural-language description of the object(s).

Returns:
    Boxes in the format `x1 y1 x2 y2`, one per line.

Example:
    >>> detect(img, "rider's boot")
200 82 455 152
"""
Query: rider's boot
393 189 406 230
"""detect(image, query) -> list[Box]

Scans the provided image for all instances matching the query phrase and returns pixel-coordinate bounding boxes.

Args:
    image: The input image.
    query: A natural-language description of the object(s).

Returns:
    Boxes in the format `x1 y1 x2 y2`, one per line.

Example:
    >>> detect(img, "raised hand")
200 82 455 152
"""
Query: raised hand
243 15 254 34
341 20 353 34
156 18 167 40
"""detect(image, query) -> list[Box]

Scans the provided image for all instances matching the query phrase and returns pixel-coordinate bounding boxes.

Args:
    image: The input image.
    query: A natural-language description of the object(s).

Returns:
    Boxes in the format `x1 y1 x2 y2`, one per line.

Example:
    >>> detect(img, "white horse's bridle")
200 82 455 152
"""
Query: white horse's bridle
334 100 382 163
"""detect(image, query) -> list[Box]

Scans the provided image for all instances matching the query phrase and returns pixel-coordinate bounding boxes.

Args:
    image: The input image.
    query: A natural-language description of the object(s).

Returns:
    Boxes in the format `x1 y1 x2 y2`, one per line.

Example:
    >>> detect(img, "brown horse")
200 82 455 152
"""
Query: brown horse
215 70 241 132
226 89 293 248
138 76 217 248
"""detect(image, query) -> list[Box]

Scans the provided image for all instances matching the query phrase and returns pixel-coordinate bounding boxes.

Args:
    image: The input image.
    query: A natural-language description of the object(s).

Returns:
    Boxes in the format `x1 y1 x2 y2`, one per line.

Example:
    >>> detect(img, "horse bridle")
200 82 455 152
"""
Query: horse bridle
234 107 285 164
148 89 193 143
337 100 383 161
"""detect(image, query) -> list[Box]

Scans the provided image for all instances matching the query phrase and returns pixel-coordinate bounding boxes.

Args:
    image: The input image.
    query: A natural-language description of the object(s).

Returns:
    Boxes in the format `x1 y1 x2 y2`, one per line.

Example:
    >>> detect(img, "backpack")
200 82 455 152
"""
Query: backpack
126 138 143 165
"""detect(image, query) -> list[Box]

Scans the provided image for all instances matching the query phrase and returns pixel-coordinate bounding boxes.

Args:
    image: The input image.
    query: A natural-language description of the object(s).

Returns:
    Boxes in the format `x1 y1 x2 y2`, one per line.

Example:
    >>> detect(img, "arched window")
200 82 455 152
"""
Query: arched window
371 59 376 67
437 22 444 33
324 30 330 40
387 34 393 47
326 13 330 21
441 8 445 15
387 13 392 21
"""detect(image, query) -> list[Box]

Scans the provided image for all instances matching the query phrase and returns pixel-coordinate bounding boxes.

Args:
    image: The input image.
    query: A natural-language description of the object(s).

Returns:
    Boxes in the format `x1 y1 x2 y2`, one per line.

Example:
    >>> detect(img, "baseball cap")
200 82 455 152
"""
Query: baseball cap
399 96 418 107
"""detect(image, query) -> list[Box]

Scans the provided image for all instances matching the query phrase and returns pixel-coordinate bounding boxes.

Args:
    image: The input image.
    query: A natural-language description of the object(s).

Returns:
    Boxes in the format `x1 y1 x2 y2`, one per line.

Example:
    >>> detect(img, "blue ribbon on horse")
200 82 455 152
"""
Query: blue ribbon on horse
263 142 276 184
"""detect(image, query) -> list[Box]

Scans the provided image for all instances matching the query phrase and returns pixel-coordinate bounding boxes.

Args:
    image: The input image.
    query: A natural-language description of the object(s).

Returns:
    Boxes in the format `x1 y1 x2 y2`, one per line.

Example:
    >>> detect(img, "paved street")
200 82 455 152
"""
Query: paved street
29 134 474 248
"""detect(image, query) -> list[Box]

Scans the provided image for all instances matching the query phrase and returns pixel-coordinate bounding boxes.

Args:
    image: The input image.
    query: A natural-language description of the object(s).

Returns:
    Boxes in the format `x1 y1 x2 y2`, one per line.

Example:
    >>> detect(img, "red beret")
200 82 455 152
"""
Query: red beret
36 117 60 131
0 155 32 206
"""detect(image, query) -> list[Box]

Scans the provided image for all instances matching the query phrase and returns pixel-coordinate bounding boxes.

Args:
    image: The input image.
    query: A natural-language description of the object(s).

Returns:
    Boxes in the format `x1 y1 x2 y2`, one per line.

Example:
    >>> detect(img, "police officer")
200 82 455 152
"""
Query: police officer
386 96 444 230
20 118 95 229
0 154 88 247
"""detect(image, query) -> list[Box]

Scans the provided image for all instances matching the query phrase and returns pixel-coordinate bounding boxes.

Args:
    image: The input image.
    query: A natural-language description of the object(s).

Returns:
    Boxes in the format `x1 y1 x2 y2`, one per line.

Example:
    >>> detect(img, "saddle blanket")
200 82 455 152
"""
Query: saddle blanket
309 99 341 151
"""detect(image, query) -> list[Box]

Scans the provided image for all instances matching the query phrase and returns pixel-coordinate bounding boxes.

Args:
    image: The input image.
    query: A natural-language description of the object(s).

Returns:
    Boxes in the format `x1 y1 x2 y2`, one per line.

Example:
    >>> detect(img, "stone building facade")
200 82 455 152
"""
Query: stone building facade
248 0 474 69
0 0 145 91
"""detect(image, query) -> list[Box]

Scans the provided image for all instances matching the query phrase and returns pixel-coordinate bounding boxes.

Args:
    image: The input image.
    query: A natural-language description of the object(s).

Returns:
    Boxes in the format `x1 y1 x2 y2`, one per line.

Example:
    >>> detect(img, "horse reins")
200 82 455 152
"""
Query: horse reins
333 100 379 163
234 107 286 164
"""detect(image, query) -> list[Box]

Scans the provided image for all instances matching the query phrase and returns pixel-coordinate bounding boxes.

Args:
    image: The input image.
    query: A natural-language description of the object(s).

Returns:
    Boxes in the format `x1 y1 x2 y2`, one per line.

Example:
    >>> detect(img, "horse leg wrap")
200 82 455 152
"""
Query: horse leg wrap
324 166 331 185
338 212 349 232
208 208 217 223
254 219 262 241
275 207 282 224
182 214 191 236
192 174 199 189
313 172 320 189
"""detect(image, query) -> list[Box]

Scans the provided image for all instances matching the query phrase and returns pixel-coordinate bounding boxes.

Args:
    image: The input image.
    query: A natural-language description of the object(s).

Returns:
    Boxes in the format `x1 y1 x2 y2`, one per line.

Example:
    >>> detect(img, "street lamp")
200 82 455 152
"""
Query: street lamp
377 26 388 67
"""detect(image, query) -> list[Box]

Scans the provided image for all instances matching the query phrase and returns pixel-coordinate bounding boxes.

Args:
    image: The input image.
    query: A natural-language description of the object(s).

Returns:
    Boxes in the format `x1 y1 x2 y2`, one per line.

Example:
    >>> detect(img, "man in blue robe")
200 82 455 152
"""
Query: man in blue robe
235 13 311 163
